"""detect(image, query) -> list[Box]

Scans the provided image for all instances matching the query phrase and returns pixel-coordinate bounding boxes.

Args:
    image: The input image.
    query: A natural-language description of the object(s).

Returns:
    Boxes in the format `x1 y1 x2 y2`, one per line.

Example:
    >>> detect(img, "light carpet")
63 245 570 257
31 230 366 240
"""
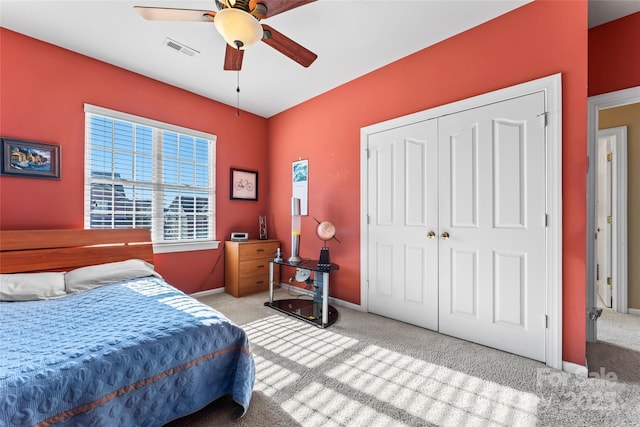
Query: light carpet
587 306 640 385
596 307 640 352
167 289 640 426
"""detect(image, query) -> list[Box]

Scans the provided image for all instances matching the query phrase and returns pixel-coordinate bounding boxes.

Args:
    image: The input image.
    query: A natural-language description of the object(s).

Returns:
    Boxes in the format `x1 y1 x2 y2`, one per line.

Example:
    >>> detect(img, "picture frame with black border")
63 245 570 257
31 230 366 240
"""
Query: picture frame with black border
230 168 258 201
1 137 61 179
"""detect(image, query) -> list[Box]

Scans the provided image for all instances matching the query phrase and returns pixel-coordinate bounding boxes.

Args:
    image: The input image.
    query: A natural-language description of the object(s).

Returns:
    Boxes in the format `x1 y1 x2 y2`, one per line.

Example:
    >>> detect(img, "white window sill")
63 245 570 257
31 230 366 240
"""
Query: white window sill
153 240 220 254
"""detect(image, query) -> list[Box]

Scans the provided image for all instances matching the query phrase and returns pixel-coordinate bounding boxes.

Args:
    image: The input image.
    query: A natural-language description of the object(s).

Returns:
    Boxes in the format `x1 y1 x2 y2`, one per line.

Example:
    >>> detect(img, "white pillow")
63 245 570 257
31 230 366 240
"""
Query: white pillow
0 272 67 301
65 259 162 294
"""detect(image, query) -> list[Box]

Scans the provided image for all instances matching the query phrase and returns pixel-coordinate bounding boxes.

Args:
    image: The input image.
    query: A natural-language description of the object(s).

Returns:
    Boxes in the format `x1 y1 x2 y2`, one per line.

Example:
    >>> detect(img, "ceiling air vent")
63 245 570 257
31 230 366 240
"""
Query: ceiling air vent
163 37 199 57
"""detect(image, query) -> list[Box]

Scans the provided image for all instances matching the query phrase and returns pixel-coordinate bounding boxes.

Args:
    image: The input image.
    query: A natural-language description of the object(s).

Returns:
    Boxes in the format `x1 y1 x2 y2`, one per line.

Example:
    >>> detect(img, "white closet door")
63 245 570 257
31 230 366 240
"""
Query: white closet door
366 119 439 330
438 92 547 362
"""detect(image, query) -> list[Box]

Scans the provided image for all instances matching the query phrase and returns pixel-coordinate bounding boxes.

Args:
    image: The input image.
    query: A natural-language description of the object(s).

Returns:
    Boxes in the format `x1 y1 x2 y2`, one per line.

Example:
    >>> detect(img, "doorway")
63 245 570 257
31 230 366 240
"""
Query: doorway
360 74 562 368
586 87 639 343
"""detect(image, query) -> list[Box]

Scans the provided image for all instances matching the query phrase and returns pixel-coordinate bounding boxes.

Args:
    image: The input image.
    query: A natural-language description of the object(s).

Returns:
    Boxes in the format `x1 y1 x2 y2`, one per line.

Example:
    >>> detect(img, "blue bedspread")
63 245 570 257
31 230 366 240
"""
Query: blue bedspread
0 278 255 426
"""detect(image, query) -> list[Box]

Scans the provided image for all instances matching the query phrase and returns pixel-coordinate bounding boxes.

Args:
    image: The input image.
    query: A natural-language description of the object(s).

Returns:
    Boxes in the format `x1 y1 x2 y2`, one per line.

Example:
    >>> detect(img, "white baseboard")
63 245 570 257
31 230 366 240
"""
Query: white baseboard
333 297 365 312
277 282 365 312
628 308 640 316
563 361 588 377
277 281 313 296
190 287 225 298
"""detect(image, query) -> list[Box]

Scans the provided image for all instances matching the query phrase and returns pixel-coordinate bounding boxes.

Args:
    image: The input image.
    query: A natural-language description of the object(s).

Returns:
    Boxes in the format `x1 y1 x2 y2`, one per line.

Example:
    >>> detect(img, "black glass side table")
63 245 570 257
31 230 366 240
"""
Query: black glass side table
265 259 339 328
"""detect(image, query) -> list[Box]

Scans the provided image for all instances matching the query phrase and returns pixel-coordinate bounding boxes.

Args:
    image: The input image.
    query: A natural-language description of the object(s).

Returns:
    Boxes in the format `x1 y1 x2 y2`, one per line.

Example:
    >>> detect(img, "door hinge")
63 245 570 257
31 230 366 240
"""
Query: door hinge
607 216 612 224
545 214 549 227
607 152 613 161
365 148 370 159
537 112 548 127
367 214 370 224
545 315 549 329
607 277 612 286
586 156 589 174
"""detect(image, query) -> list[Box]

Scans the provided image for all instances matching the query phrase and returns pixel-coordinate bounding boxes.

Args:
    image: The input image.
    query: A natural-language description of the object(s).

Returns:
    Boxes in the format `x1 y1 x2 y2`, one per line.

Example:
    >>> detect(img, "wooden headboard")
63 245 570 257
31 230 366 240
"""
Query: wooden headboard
0 229 154 274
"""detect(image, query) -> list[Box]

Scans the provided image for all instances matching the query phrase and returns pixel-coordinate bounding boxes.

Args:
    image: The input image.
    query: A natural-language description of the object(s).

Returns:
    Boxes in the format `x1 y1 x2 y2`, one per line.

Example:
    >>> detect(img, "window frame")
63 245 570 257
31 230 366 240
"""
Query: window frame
84 104 219 253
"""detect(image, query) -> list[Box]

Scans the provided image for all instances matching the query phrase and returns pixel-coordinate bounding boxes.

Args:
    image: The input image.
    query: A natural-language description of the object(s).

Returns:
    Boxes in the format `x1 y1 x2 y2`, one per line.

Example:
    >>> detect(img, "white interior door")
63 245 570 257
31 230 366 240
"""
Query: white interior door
596 135 613 308
366 119 439 330
437 92 547 362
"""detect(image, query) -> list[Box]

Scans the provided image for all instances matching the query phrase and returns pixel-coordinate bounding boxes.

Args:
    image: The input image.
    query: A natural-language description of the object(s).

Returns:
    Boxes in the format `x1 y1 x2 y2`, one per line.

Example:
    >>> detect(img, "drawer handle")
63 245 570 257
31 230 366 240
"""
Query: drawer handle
256 280 264 284
256 249 265 252
257 265 265 269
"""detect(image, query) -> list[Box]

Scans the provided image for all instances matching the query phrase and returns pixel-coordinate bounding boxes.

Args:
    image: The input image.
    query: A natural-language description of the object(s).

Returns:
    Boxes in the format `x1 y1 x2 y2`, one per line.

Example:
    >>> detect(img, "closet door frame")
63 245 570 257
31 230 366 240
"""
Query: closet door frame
360 73 563 370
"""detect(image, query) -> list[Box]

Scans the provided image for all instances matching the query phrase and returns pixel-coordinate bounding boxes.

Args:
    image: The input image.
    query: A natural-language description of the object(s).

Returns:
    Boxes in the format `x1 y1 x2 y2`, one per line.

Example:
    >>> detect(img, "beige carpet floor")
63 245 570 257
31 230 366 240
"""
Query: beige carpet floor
587 306 640 385
595 306 640 352
166 289 640 426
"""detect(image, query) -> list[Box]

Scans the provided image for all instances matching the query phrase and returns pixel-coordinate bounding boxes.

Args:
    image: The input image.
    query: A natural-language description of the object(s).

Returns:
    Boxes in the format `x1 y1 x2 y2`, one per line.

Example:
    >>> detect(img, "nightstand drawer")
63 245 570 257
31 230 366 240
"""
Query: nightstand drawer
238 241 279 260
237 276 270 296
238 258 270 278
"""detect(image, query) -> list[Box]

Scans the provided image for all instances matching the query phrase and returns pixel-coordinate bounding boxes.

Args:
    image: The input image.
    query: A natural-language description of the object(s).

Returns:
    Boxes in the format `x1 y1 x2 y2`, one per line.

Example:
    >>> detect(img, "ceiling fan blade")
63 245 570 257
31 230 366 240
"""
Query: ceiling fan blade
251 0 316 18
134 6 215 22
224 45 244 71
261 25 317 67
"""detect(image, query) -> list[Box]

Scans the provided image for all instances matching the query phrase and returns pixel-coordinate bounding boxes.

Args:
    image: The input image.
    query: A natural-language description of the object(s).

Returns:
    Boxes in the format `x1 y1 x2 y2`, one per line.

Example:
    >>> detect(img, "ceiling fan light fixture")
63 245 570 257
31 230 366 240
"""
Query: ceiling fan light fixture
214 8 263 50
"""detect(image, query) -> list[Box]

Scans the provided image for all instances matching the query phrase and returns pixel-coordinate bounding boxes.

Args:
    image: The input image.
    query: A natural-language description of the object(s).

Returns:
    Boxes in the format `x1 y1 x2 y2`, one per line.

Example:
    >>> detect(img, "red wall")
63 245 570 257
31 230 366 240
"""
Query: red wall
0 28 270 294
1 0 593 365
589 12 640 96
268 0 588 364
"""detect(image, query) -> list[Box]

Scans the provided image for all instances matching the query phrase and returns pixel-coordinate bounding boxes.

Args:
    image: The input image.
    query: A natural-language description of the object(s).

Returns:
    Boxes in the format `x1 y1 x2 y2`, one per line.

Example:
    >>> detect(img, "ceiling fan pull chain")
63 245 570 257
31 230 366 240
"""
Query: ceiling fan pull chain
236 69 241 117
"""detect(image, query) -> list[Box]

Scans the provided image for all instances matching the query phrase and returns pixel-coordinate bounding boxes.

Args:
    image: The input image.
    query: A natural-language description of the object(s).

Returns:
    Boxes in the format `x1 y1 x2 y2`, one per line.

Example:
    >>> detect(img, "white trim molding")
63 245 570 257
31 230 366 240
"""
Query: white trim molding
360 74 563 369
190 287 226 298
596 126 628 313
277 282 365 312
563 361 588 377
154 240 220 254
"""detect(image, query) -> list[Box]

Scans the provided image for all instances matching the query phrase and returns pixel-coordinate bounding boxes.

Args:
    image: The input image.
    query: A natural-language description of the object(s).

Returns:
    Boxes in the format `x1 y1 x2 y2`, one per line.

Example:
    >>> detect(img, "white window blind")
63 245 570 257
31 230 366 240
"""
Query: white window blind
84 104 217 253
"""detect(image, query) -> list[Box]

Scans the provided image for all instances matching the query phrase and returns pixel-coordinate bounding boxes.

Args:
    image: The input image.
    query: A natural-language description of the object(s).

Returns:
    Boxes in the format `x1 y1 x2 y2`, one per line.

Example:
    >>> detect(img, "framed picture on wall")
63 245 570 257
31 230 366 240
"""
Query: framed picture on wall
1 137 61 179
292 159 308 215
230 168 258 201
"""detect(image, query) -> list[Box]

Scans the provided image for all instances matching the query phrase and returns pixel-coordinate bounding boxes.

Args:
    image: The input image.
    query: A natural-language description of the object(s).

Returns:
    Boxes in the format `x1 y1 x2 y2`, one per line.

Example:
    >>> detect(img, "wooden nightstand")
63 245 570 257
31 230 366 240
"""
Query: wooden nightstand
224 239 280 297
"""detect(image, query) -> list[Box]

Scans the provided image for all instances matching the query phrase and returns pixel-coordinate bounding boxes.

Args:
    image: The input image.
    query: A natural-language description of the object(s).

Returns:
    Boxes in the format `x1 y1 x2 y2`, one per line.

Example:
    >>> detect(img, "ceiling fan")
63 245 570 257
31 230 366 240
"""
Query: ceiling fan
134 0 318 71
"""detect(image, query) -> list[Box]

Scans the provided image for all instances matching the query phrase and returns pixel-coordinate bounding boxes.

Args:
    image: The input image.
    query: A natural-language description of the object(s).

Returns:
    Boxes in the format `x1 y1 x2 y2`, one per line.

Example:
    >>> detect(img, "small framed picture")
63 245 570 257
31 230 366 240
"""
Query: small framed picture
230 168 258 201
1 137 61 179
292 159 308 215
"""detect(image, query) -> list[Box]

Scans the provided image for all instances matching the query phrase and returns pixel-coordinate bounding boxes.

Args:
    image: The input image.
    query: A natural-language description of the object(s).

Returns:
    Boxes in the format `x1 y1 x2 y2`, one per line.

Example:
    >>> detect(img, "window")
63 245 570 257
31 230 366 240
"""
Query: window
84 104 217 253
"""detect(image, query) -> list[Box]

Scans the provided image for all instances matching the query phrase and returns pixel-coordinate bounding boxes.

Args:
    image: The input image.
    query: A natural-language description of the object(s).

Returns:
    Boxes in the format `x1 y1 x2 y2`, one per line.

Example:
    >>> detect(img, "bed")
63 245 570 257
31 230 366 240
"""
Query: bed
0 229 255 426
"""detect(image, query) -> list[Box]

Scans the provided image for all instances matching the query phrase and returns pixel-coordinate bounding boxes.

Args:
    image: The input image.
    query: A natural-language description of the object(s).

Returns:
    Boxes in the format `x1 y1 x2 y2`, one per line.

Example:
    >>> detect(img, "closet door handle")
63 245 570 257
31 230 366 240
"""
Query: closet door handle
441 231 450 240
427 230 436 239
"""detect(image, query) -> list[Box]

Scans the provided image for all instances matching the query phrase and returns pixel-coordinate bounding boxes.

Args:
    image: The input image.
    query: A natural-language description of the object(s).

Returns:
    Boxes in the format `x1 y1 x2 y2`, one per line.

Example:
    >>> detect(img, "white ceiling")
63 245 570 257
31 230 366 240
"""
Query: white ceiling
588 0 640 27
2 0 638 118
